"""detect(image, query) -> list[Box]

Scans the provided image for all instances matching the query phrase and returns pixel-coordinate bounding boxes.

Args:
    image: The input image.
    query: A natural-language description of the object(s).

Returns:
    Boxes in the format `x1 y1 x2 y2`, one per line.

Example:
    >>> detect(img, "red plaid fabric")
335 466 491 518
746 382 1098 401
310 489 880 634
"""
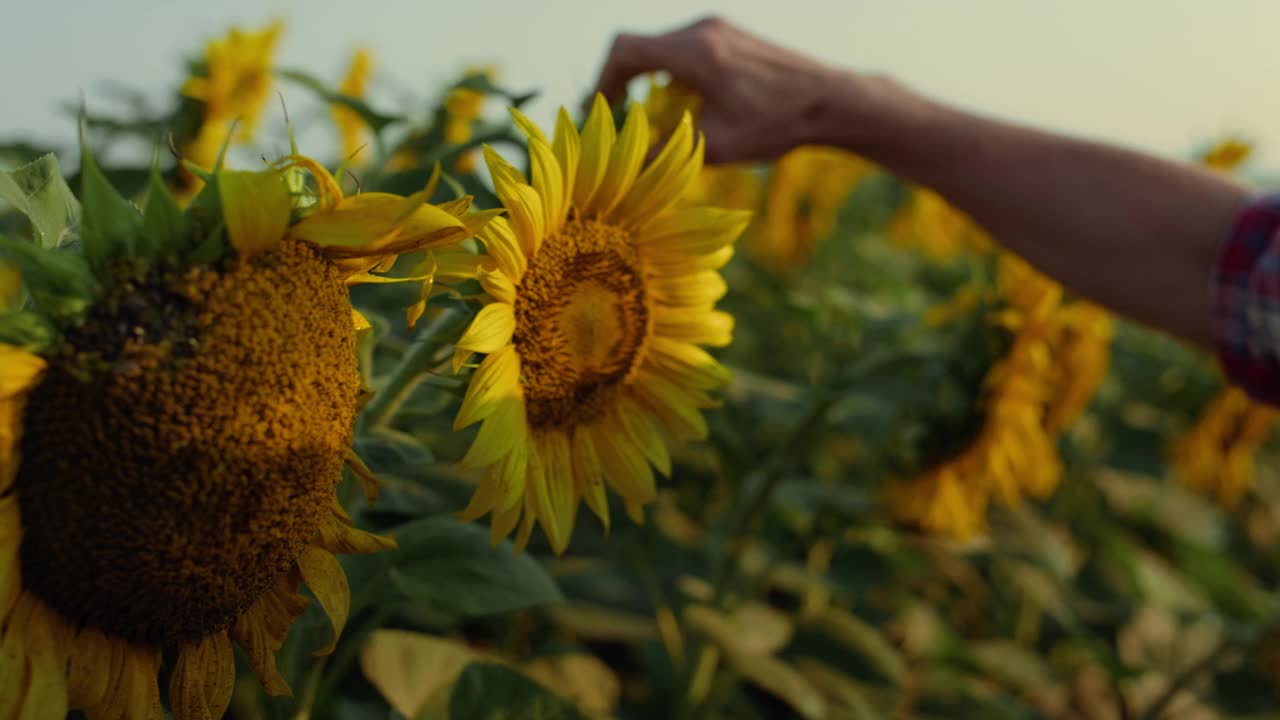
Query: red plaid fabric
1213 194 1280 406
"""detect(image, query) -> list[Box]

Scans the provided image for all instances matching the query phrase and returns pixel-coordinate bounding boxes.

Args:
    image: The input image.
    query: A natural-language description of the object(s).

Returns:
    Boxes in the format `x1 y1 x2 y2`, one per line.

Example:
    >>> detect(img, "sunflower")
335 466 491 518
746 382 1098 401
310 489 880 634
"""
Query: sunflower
750 146 874 268
444 66 496 174
1173 387 1276 509
1170 134 1273 507
177 21 284 200
0 137 475 718
1198 136 1252 172
889 254 1064 538
888 187 993 261
1042 300 1113 434
450 95 748 554
333 48 374 165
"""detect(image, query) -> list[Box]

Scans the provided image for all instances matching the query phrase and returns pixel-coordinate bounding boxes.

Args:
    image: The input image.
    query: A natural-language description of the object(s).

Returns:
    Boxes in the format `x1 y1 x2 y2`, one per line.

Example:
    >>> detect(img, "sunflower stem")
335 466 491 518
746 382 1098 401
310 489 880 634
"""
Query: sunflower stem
358 308 468 431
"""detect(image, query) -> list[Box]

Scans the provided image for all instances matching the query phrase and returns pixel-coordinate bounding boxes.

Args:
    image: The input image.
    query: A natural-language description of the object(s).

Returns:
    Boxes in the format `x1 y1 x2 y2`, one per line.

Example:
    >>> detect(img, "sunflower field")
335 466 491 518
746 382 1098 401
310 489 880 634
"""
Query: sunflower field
4 20 1280 720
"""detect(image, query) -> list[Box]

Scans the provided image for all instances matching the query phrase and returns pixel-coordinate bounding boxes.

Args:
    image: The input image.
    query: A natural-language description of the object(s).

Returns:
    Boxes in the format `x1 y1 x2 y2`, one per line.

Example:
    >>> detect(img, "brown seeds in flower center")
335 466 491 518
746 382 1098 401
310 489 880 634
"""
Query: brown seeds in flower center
15 240 359 646
513 220 650 430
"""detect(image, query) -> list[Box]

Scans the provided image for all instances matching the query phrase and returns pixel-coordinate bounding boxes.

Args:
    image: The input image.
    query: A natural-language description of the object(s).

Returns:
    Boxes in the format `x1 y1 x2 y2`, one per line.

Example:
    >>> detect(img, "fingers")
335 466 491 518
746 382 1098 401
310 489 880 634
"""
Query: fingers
593 33 665 105
590 16 729 106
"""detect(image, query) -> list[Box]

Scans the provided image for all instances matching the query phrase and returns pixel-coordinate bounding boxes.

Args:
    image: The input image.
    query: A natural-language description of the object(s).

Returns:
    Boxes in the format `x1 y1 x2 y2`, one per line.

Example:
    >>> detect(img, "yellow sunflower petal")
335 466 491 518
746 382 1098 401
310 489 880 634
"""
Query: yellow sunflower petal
590 420 657 508
639 206 751 258
490 496 524 546
293 193 466 252
86 643 164 720
615 112 698 224
218 168 291 259
526 432 575 555
650 270 728 307
525 136 565 234
629 373 709 444
570 426 610 530
459 392 528 470
454 344 521 430
482 145 543 253
476 215 527 282
653 307 735 347
297 547 351 657
644 337 732 390
616 395 672 477
477 266 516 304
455 304 516 360
316 502 397 555
67 626 114 710
169 631 235 720
551 108 580 225
573 94 617 211
10 594 69 720
0 496 19 616
590 103 650 218
514 493 538 553
229 572 310 696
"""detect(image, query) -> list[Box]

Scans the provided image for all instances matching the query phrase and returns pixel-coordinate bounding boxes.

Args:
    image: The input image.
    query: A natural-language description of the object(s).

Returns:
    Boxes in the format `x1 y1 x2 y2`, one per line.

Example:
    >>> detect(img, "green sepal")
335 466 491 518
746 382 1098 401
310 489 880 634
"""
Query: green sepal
0 153 81 249
0 236 97 324
140 153 187 255
78 125 143 271
180 171 228 264
0 310 59 353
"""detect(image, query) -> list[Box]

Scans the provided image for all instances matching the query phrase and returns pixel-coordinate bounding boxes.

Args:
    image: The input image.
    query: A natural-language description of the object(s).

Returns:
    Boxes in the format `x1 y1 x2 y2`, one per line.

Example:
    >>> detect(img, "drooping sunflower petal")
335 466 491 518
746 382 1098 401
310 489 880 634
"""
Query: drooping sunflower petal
454 345 520 430
293 193 466 253
476 215 526 282
296 547 351 657
570 426 610 530
590 419 657 507
218 168 291 258
459 393 528 470
169 631 235 720
67 626 114 710
616 395 672 477
230 573 311 696
454 304 516 361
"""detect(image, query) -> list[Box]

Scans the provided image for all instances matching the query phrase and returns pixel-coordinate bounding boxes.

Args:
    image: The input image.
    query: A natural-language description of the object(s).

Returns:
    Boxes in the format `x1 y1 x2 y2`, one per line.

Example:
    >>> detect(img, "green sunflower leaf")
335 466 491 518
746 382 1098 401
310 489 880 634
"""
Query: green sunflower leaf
386 516 563 616
0 310 59 352
0 236 97 324
140 156 187 256
78 131 143 271
0 153 81 249
444 662 584 720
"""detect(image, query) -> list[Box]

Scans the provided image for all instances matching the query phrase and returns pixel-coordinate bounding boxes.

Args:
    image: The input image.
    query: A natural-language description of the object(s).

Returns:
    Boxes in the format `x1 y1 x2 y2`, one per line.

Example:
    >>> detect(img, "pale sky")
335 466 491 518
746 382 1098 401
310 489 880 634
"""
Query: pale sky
6 0 1280 174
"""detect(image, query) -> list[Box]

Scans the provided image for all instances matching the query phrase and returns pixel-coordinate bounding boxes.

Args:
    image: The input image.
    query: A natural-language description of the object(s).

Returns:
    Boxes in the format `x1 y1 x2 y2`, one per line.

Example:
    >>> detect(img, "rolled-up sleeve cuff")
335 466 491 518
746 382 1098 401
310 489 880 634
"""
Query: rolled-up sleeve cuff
1213 193 1280 406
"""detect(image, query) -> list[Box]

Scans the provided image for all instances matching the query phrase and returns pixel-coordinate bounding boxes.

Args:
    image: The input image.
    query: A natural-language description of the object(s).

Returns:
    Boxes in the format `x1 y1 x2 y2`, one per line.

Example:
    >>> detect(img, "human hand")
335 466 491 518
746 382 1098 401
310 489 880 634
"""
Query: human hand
591 16 858 164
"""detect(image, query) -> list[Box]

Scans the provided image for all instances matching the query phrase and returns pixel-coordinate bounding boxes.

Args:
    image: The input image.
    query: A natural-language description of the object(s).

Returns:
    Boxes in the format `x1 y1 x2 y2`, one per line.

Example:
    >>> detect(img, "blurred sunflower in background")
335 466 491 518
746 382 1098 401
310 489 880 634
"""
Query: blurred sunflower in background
0 133 475 718
888 186 993 261
444 66 495 173
750 146 874 269
332 48 374 166
175 21 283 200
1171 136 1276 507
450 95 748 554
890 254 1065 538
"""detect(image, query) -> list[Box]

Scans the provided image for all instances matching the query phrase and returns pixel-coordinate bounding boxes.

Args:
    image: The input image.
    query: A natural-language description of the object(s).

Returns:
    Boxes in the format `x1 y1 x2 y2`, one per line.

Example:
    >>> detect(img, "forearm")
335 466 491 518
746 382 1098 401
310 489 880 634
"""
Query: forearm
816 72 1251 346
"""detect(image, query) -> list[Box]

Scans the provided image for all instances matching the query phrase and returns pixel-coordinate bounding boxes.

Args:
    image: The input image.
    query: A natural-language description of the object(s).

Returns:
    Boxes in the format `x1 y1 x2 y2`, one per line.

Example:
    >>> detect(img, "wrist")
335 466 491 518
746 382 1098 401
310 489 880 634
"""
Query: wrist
807 70 941 161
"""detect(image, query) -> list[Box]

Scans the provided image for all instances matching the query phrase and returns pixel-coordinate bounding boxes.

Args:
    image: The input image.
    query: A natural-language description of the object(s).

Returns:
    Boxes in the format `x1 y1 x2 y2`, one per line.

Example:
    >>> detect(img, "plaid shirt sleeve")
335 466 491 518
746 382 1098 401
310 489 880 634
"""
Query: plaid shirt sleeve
1213 193 1280 406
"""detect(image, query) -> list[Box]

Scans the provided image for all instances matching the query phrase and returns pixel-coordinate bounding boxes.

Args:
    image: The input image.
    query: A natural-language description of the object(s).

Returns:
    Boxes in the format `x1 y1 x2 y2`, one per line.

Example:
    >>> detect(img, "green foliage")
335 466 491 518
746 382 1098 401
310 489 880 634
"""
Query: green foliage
77 130 144 270
446 663 585 720
0 153 80 248
386 516 564 617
